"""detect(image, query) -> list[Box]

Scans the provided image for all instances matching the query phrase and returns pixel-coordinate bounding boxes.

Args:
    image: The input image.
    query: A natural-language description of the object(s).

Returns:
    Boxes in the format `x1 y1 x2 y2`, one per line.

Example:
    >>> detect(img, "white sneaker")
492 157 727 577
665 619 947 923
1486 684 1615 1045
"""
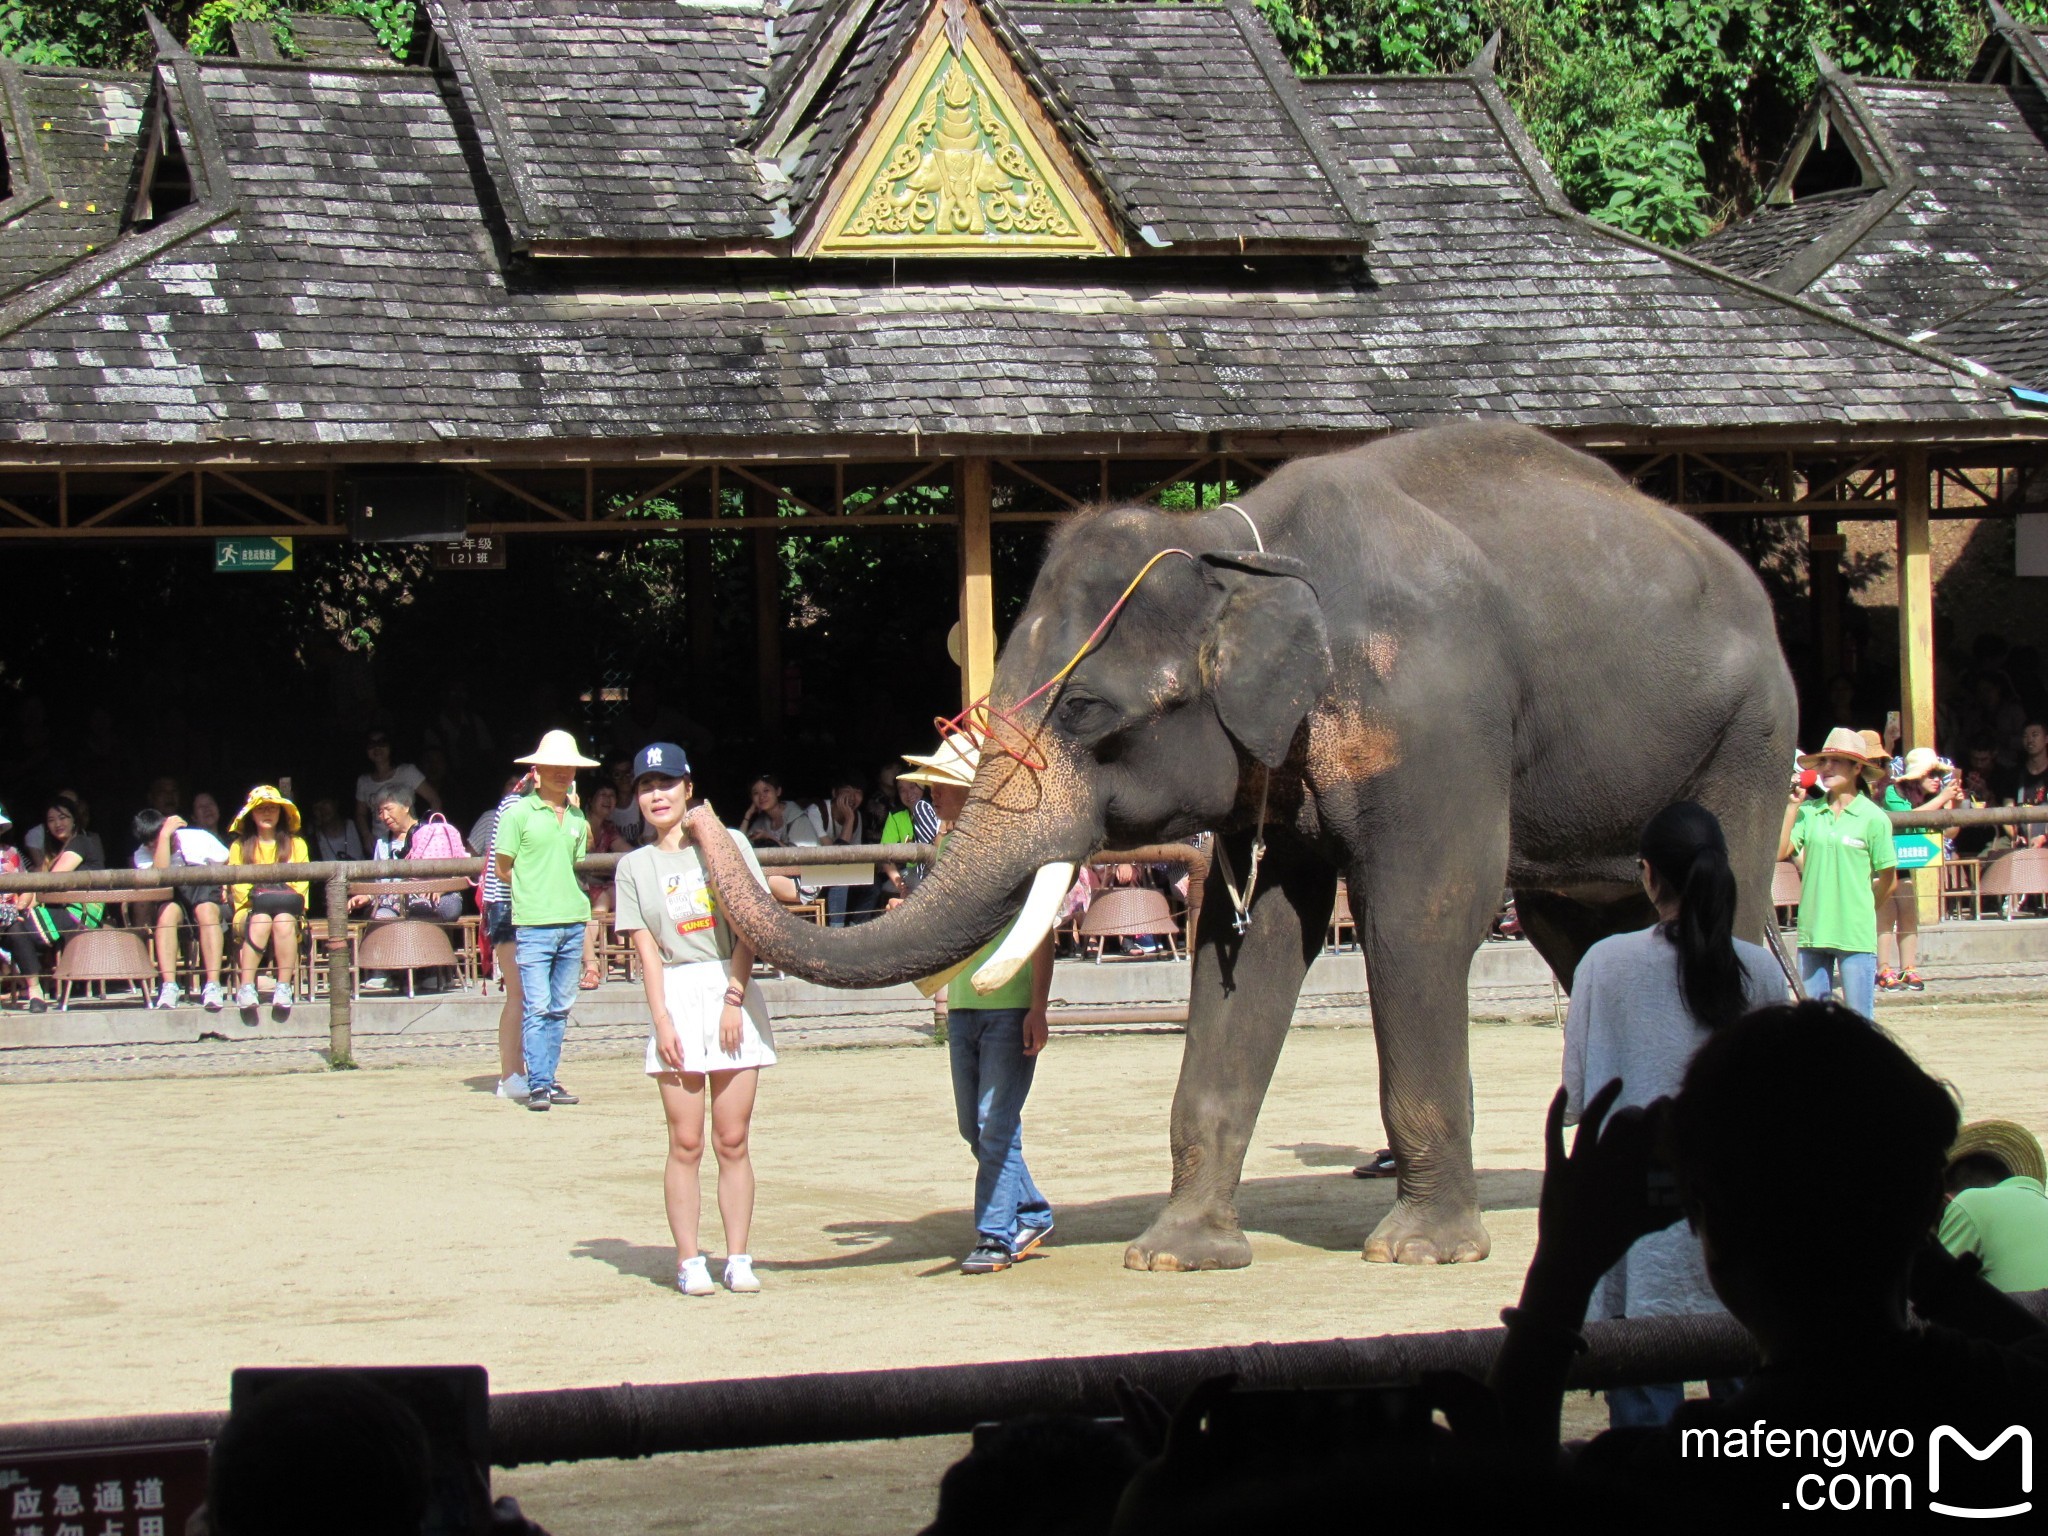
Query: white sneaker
496 1072 529 1100
154 981 183 1010
678 1255 715 1297
723 1254 760 1294
272 983 294 1015
234 982 258 1010
201 981 224 1013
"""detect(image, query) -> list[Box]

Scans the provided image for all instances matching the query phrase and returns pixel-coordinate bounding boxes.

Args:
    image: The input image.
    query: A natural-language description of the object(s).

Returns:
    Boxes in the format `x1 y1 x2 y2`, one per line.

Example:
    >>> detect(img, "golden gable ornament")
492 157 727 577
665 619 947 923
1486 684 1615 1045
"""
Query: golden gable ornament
811 7 1116 256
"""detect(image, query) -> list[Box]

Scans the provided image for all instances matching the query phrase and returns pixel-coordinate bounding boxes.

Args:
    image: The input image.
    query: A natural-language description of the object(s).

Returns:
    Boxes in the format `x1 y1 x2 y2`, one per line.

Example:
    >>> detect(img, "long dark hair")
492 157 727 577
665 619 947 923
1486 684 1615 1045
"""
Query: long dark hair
1640 801 1747 1030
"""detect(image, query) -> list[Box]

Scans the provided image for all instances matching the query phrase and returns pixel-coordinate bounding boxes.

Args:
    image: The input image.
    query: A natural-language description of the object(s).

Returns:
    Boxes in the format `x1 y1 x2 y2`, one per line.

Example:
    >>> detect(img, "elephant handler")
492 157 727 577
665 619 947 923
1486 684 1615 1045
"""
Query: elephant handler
899 736 1057 1275
1778 727 1897 1018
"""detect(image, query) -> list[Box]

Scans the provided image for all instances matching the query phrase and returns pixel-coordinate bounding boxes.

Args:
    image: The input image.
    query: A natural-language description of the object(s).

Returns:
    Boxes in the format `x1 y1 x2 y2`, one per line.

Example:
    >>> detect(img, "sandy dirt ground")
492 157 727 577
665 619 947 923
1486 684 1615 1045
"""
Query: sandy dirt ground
6 1001 2045 1531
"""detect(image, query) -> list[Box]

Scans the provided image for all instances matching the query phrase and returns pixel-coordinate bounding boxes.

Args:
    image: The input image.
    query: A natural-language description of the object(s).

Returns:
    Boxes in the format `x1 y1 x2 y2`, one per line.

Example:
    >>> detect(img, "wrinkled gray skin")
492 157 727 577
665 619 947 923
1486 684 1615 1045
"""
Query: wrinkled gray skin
692 421 1795 1270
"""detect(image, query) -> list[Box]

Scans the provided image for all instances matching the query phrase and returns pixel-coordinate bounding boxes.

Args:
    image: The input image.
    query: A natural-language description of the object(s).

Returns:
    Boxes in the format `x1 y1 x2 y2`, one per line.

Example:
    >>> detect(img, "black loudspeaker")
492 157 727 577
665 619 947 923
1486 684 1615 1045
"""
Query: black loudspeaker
345 470 470 543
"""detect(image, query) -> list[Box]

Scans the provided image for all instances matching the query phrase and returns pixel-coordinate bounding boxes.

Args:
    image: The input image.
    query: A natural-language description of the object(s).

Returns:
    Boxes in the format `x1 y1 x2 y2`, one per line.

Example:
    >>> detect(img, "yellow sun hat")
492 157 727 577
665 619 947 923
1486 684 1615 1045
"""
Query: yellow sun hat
229 784 301 834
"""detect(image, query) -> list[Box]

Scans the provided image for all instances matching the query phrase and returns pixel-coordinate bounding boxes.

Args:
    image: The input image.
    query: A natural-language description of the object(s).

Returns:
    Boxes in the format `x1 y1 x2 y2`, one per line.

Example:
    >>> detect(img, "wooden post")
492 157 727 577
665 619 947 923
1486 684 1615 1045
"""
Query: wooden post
325 867 354 1068
752 503 783 742
956 457 996 712
1895 447 1942 925
1808 513 1843 693
1896 448 1935 752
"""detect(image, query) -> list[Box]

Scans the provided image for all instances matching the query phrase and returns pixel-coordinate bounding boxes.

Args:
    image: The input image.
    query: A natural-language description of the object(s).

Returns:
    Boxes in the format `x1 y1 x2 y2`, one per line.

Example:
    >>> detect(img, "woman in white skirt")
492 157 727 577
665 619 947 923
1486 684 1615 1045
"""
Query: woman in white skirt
614 741 777 1296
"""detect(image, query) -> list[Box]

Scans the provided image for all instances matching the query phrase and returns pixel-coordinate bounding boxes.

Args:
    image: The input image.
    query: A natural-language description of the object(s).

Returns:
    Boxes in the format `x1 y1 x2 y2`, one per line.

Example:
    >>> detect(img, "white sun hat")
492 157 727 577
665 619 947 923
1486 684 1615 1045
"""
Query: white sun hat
897 735 981 788
514 729 601 769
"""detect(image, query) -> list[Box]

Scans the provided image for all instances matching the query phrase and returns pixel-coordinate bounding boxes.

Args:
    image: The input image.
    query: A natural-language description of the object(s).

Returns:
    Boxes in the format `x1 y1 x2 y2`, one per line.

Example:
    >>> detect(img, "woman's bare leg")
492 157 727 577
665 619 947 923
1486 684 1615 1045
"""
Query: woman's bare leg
709 1067 760 1256
656 1070 709 1263
495 939 523 1077
274 915 299 985
1896 890 1920 972
238 914 273 989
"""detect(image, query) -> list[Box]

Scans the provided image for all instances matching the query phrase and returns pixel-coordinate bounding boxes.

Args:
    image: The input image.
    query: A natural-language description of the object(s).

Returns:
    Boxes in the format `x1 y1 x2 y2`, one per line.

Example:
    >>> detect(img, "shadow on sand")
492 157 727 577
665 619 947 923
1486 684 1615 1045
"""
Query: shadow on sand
574 1166 1540 1291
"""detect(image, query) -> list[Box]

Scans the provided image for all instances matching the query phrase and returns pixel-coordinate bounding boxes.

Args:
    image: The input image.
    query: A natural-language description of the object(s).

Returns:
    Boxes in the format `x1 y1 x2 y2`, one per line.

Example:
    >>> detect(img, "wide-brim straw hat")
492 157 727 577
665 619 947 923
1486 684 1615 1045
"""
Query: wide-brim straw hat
1900 747 1944 780
898 735 981 788
1798 727 1885 785
1949 1119 2047 1184
230 784 301 834
515 729 600 769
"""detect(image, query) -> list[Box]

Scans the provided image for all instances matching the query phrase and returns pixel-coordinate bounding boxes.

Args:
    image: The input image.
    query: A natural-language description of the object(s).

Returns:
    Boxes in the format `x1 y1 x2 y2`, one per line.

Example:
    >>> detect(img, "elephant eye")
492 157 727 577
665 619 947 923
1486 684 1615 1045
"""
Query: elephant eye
1056 692 1114 735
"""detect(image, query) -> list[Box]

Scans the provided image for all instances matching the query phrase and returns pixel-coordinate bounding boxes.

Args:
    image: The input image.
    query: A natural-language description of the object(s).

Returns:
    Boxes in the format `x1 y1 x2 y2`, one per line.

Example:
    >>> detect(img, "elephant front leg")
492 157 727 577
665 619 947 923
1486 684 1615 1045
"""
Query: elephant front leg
1126 836 1334 1272
1357 858 1498 1266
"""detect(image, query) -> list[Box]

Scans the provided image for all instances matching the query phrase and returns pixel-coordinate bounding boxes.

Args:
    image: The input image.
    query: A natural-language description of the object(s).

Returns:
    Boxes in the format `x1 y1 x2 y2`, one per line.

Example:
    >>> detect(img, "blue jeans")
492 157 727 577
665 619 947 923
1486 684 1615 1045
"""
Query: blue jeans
948 1008 1052 1249
1799 947 1877 1017
1607 1378 1744 1429
516 923 583 1092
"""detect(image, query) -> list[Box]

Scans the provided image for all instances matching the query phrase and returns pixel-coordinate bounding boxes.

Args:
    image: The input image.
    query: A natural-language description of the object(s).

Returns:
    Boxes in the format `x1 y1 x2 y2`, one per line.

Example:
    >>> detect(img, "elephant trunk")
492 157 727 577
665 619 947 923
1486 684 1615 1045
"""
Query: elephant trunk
685 798 1082 992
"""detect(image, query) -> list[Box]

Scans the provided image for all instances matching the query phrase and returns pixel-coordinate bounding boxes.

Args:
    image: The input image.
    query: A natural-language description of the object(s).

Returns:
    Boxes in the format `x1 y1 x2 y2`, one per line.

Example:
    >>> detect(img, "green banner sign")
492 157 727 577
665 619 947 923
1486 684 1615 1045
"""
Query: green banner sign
1894 833 1942 870
213 536 294 573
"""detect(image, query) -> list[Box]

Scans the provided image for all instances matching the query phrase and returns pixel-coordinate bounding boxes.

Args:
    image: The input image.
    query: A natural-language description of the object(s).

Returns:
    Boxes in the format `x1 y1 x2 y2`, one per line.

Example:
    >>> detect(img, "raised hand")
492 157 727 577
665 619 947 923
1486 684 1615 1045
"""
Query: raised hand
1532 1080 1685 1295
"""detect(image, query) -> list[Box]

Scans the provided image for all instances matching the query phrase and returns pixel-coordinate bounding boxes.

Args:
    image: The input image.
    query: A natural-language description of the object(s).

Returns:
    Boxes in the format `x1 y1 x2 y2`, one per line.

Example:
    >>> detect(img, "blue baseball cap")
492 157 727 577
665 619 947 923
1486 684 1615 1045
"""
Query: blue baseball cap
632 742 691 783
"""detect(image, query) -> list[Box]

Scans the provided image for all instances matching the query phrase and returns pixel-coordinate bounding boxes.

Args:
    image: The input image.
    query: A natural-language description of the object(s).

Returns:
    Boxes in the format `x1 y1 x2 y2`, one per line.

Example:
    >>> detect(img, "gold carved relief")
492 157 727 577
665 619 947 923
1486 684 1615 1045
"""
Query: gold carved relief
813 22 1110 256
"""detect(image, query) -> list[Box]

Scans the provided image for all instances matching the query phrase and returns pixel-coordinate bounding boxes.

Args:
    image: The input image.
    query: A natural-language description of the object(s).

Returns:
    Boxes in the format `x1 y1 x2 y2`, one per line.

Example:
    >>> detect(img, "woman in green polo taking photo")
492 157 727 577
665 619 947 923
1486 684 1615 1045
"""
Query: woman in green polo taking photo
1778 727 1898 1018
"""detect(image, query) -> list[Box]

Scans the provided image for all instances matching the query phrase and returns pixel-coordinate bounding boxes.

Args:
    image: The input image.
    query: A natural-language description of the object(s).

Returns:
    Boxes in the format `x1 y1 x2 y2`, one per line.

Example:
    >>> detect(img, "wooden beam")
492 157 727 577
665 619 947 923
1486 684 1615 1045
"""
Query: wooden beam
957 457 996 713
0 491 49 528
997 458 1085 511
468 467 576 521
74 469 183 528
207 469 317 525
1808 513 1842 691
1896 447 1935 756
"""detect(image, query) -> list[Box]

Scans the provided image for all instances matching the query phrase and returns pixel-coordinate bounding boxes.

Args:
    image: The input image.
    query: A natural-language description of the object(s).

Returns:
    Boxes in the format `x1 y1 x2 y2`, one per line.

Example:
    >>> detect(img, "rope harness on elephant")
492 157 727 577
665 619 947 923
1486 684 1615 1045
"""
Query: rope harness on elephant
1211 766 1271 936
935 507 1272 933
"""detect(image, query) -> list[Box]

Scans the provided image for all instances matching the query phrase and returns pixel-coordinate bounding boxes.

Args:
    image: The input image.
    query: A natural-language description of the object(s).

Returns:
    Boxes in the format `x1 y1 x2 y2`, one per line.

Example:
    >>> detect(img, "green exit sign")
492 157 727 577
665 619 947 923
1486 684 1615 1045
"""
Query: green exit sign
213 536 294 572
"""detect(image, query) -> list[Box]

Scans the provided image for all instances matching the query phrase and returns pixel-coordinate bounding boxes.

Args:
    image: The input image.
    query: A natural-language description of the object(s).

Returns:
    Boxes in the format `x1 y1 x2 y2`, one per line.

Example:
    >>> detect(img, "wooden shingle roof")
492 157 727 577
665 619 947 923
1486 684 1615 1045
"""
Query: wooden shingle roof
0 2 2016 453
0 65 149 301
1688 5 2048 384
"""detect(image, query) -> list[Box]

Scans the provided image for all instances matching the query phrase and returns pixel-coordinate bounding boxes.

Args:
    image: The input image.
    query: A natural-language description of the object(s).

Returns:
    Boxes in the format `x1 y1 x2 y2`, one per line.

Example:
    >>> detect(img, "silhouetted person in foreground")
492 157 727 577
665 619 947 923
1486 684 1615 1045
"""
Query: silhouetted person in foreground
198 1372 547 1536
1493 1001 2048 1512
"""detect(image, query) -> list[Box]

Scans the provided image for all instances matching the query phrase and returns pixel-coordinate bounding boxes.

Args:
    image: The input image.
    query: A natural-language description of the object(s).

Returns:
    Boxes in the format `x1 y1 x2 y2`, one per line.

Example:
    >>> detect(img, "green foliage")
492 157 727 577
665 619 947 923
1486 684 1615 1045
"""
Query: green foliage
187 0 288 58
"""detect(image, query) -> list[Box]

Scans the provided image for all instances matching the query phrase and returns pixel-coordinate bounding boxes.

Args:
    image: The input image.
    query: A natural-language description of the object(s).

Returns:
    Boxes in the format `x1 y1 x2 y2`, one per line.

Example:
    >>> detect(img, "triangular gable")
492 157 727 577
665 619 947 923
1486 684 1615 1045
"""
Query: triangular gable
802 0 1121 256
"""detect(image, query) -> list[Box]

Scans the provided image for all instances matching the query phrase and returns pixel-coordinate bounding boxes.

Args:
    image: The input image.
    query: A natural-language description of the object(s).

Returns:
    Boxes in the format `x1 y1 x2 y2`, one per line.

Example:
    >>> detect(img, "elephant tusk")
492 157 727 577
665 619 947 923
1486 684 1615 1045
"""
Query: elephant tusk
970 862 1076 995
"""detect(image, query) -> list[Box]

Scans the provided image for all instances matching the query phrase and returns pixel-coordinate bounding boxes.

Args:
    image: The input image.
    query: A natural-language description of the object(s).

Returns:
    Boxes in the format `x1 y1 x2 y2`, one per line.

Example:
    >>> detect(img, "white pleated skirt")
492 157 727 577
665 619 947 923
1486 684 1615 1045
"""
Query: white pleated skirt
643 958 777 1076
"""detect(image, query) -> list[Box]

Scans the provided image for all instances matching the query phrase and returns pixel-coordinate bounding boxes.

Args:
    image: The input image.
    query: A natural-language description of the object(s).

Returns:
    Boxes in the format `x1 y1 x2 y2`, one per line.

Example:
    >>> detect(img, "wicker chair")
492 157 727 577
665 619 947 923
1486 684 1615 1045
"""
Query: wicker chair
1328 876 1357 951
54 928 156 1009
355 920 460 998
1979 848 2048 919
1771 860 1802 929
1077 887 1181 961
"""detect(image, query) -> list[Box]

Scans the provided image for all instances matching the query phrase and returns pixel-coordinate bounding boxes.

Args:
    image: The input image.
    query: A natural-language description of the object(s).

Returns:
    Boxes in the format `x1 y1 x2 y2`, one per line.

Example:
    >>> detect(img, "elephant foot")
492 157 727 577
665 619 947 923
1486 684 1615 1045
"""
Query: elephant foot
1361 1199 1490 1266
1124 1205 1254 1272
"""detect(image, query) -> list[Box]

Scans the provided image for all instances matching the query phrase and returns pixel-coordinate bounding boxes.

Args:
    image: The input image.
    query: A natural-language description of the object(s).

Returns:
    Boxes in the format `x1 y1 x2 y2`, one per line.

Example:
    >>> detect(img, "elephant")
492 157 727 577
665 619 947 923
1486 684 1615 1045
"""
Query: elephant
688 420 1796 1270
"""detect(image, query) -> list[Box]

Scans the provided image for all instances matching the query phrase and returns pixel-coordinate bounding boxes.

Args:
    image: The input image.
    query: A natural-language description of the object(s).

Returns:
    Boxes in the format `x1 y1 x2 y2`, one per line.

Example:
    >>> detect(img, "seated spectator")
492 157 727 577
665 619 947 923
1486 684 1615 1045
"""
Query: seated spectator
742 773 822 908
2011 719 2048 849
1961 669 2027 768
227 787 310 1017
579 782 628 990
191 789 224 838
6 796 108 1008
601 751 650 847
133 806 230 1012
351 792 466 923
354 731 442 853
1957 740 2014 858
309 795 366 864
23 785 106 868
1940 1119 2048 1294
875 765 933 903
1492 1001 2048 1507
923 1411 1152 1536
818 772 872 927
0 802 51 1014
740 773 820 849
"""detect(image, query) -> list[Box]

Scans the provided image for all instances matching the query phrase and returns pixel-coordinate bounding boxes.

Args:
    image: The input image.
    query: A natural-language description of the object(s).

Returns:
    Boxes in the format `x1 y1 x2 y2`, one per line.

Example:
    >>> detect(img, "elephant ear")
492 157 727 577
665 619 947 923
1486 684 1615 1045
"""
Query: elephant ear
1198 551 1334 768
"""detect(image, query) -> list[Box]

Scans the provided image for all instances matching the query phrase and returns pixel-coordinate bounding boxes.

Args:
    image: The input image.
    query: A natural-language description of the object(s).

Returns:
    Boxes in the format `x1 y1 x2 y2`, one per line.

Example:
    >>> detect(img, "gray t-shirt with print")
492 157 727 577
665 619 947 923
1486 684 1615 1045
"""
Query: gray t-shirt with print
613 832 767 967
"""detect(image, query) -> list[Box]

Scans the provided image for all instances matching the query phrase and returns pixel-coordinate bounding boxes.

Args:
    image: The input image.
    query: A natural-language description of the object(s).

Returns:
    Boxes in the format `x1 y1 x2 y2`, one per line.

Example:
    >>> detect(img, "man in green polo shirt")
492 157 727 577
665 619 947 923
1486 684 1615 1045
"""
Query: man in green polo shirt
900 736 1056 1276
1779 727 1897 1018
496 730 599 1113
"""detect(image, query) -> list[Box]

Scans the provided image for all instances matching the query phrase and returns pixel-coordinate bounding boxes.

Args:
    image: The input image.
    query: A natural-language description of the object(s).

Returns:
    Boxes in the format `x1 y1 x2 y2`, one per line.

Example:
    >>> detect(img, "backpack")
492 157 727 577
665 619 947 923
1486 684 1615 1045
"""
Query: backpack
407 813 467 864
